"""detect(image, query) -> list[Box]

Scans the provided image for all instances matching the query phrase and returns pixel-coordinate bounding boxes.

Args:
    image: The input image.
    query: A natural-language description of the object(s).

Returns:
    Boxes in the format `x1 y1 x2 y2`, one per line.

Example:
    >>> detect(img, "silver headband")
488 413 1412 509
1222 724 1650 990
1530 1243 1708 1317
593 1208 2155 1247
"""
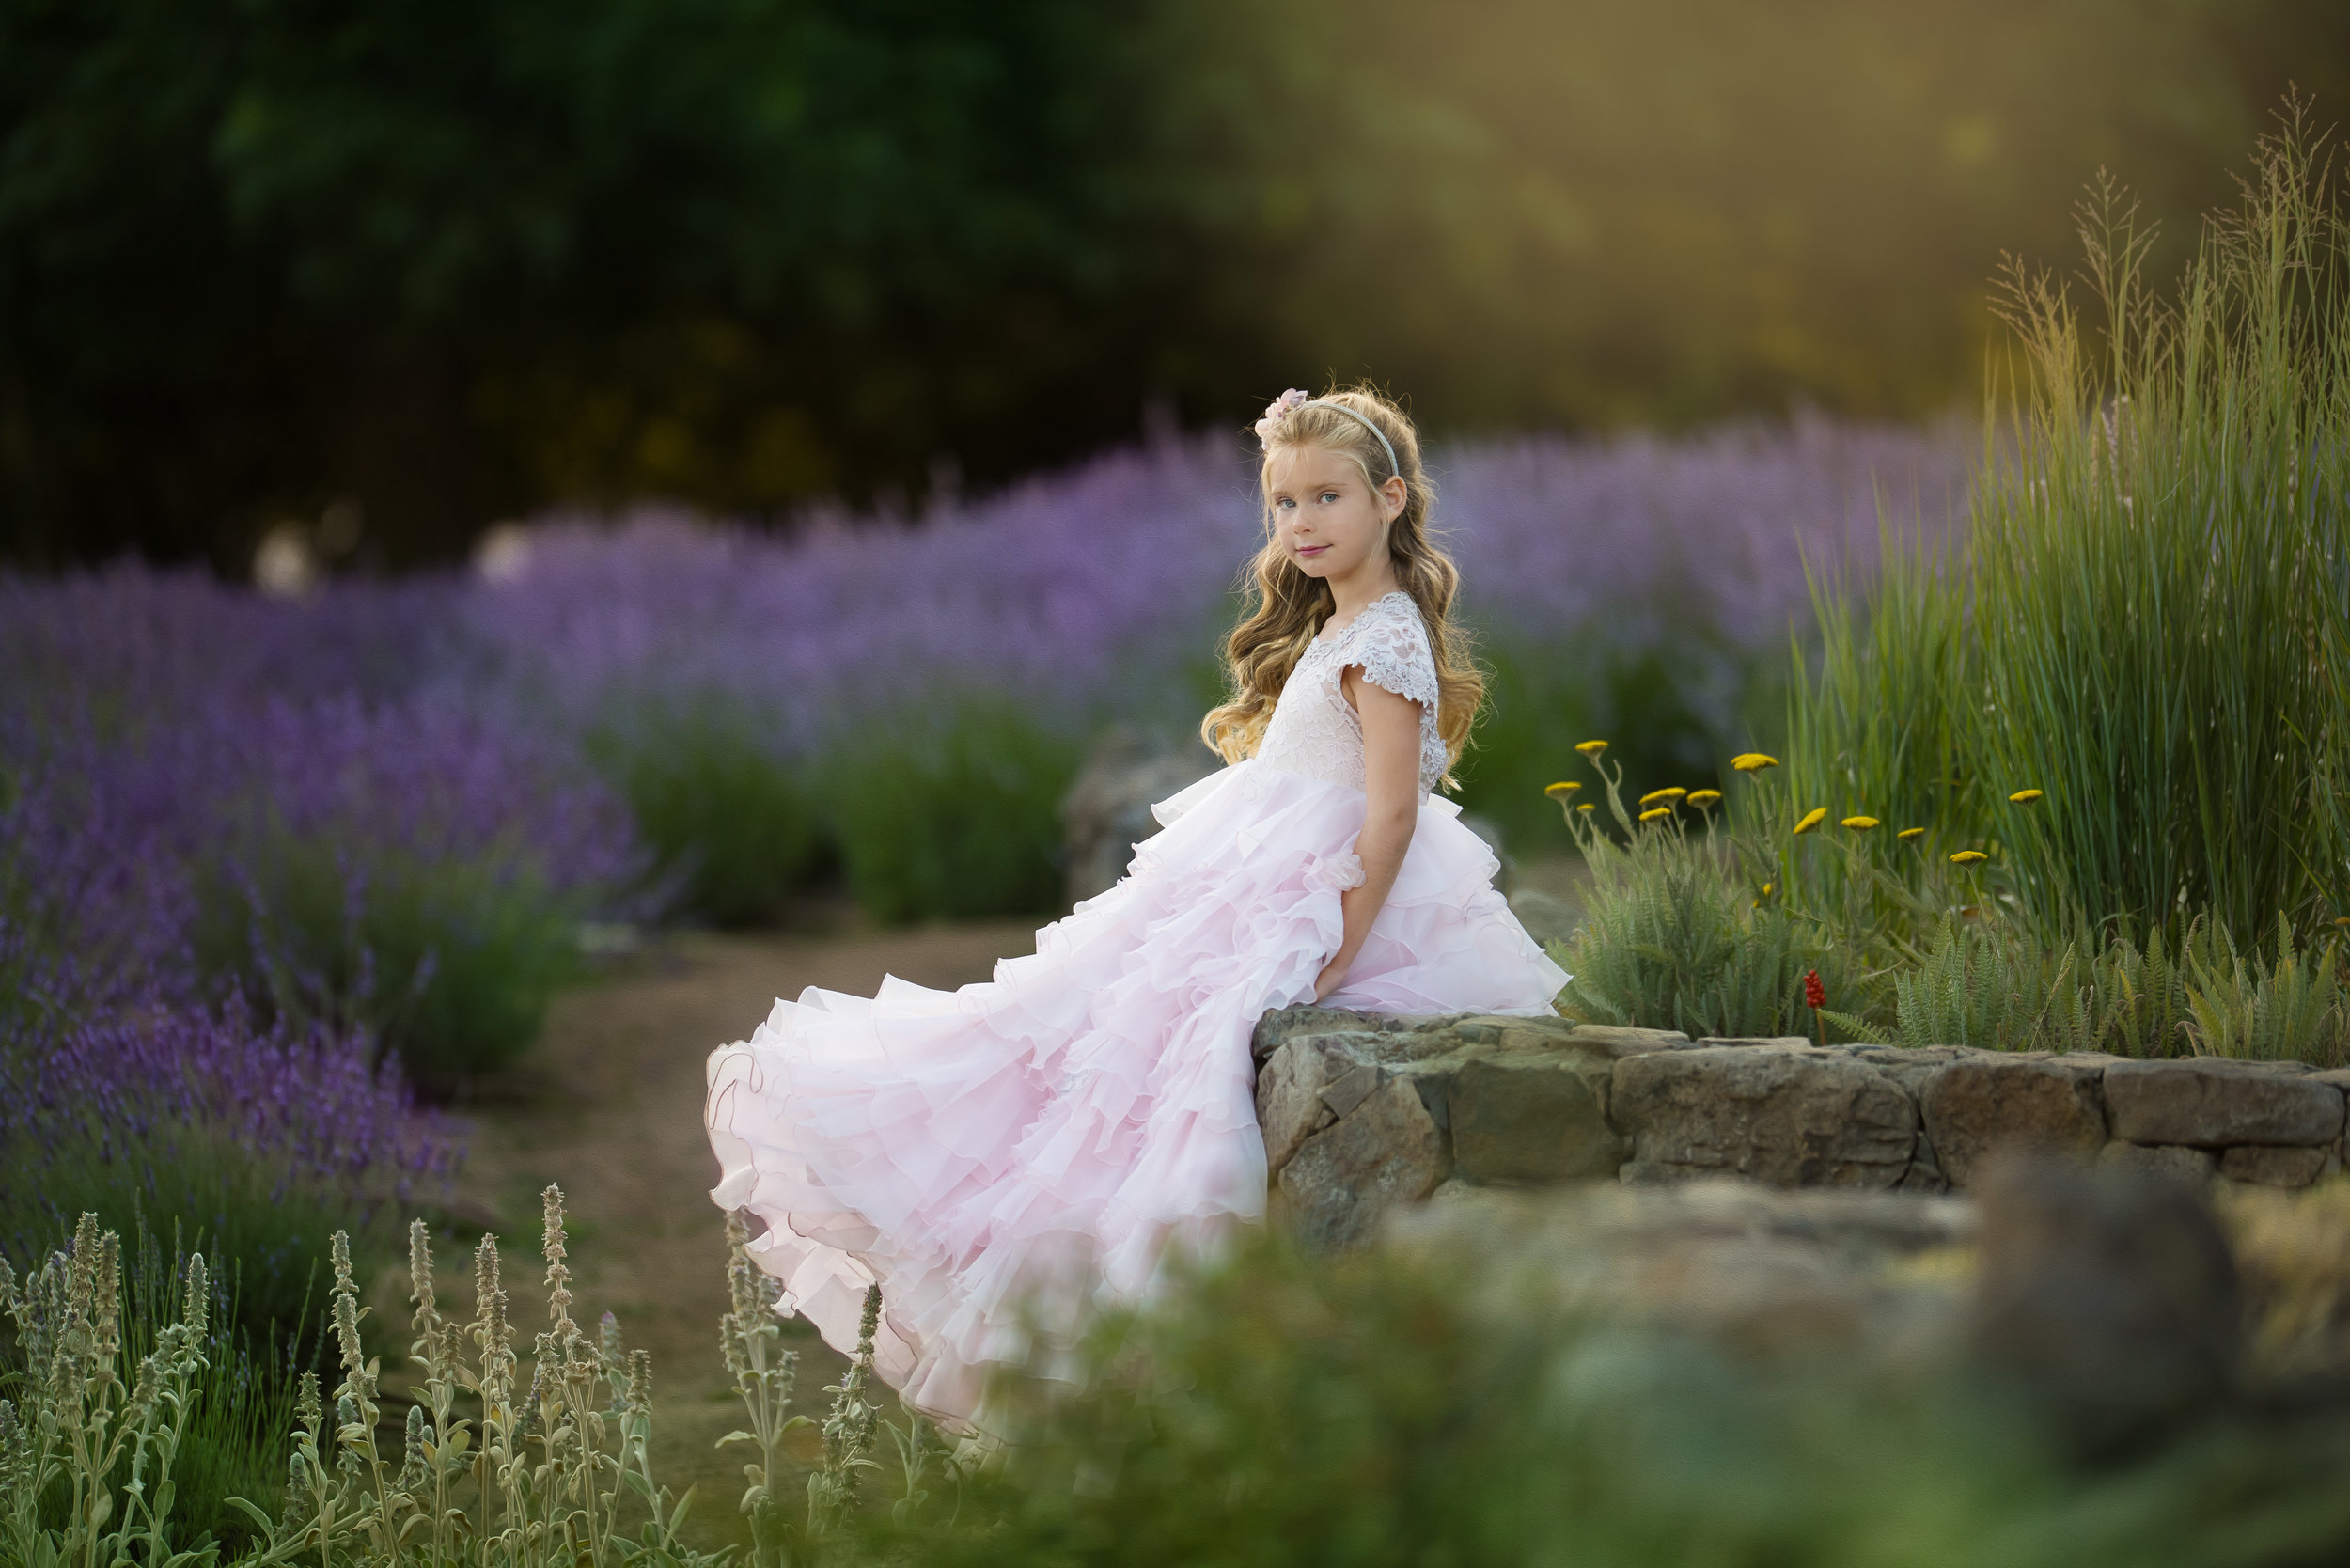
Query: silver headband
1298 399 1400 478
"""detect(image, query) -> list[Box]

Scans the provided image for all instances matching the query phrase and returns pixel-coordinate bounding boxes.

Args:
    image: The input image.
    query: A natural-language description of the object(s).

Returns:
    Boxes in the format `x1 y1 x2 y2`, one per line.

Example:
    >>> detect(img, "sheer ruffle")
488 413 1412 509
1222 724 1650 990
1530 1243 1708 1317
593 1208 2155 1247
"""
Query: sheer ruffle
705 759 1566 1429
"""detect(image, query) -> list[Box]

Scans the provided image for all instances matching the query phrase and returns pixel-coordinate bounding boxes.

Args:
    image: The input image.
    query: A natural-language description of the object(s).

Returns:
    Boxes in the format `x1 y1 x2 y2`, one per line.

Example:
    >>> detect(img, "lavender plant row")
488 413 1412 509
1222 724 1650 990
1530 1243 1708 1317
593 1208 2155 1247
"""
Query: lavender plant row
477 417 1968 747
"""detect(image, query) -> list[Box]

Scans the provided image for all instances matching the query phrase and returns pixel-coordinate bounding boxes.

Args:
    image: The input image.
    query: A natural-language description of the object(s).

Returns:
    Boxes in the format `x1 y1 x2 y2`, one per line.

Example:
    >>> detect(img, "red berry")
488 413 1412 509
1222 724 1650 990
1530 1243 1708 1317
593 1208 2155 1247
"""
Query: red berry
1803 969 1825 1010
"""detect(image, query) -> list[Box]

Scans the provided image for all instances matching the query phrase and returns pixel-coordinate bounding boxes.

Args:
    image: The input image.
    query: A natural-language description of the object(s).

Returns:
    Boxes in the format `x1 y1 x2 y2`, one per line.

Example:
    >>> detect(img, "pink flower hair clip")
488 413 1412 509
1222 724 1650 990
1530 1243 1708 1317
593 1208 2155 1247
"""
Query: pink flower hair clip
1254 388 1310 447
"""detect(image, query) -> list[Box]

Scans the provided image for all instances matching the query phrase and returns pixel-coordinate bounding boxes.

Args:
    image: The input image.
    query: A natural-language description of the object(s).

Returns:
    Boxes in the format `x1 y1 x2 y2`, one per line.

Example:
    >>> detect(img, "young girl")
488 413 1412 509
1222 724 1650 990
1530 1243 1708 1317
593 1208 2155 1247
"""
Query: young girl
705 386 1566 1428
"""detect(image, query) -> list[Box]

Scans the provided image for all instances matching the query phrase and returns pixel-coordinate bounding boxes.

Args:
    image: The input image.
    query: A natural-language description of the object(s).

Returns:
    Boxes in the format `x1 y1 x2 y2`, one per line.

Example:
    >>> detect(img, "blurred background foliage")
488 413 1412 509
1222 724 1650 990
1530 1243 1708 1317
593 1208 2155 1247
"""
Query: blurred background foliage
2 0 2343 567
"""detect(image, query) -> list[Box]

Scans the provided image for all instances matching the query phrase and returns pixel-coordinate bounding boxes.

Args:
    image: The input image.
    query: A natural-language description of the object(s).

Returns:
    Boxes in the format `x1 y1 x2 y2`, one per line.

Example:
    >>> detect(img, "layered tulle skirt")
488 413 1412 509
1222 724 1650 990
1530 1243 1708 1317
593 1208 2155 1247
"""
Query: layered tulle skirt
703 759 1567 1426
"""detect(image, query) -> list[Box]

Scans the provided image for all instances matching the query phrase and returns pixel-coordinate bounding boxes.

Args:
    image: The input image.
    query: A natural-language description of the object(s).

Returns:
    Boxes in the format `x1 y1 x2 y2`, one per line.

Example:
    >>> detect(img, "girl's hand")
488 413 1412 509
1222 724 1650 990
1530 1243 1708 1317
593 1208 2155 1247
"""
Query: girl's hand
1313 951 1351 1001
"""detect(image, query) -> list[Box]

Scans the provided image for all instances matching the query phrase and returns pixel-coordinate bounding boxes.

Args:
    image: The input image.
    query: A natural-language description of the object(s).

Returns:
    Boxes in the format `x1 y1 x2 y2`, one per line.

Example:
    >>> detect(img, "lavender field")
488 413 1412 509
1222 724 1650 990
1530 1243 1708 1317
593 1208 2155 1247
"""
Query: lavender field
0 416 1966 1420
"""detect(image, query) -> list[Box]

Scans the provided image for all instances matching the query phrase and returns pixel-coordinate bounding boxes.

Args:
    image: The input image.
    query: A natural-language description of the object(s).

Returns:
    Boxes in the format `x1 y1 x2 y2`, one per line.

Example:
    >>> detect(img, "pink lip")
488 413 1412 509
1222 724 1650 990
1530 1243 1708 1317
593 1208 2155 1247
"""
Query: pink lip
1296 545 1329 557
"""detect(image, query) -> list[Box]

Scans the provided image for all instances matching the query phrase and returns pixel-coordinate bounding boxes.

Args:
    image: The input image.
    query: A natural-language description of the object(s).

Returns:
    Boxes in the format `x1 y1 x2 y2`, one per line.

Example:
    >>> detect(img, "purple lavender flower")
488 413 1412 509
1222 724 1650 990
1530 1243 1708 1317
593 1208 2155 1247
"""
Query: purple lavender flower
0 991 461 1326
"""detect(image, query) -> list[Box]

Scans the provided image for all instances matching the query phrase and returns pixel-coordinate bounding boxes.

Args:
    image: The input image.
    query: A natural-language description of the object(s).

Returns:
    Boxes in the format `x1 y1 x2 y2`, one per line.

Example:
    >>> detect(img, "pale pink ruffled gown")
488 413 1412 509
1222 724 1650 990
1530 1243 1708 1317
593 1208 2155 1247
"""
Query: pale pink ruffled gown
704 592 1567 1425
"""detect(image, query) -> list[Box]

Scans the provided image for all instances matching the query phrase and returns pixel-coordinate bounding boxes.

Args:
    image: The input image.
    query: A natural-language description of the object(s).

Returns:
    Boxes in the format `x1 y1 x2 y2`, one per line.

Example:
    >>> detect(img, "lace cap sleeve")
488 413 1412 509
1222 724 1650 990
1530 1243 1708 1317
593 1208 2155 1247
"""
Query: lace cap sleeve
1336 596 1440 713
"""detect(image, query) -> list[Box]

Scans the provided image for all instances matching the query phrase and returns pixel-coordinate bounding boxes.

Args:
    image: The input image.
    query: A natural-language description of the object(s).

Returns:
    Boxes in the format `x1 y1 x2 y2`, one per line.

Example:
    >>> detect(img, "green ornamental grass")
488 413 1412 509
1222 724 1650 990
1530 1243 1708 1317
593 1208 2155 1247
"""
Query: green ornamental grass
1790 108 2350 955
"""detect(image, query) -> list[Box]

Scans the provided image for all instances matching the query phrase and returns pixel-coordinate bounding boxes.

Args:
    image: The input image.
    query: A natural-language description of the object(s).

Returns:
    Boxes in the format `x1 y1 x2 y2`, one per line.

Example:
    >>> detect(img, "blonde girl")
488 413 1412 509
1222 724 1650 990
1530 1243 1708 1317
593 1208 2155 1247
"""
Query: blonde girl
706 384 1564 1432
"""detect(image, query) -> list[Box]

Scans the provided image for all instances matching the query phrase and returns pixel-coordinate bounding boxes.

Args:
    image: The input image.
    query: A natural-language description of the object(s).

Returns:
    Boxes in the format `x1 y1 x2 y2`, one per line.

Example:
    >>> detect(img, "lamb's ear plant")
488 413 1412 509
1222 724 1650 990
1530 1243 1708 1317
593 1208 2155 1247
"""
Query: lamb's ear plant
719 1207 811 1567
807 1285 885 1539
717 1212 898 1566
212 1185 728 1568
0 1214 219 1568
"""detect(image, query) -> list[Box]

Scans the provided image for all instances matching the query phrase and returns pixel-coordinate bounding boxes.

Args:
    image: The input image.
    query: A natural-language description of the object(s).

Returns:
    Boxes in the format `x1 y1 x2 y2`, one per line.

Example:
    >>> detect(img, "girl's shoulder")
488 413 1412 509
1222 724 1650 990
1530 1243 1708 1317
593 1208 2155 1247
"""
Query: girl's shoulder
1339 591 1433 651
1332 592 1438 703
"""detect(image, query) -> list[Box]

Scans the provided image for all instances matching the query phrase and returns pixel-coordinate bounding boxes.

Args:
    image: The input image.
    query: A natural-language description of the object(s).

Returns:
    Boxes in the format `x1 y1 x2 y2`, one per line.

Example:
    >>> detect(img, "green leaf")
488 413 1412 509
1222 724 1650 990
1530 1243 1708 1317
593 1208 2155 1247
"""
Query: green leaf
225 1497 277 1533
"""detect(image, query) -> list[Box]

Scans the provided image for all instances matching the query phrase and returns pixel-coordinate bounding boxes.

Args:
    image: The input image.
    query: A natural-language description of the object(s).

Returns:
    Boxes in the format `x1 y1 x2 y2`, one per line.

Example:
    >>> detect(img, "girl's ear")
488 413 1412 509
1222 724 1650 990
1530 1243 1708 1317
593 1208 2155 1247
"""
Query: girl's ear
1379 474 1408 523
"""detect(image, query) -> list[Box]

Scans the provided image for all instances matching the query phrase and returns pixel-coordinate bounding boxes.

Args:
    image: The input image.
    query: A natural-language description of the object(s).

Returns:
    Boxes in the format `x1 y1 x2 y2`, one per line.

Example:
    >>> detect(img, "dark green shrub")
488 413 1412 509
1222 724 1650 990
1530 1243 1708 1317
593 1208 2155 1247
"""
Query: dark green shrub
826 700 1081 925
593 705 824 926
874 1227 2350 1568
193 833 587 1090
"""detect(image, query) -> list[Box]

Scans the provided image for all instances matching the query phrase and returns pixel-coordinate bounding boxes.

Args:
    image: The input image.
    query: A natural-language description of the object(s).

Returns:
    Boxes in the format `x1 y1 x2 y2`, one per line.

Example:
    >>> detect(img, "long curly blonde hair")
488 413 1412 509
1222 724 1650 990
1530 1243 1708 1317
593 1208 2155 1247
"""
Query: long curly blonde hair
1199 385 1482 789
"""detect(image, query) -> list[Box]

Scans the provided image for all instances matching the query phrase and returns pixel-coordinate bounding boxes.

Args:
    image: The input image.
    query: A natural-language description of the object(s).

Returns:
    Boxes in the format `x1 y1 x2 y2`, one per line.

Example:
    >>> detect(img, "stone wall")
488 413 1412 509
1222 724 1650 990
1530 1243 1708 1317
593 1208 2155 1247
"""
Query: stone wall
1254 1006 2350 1248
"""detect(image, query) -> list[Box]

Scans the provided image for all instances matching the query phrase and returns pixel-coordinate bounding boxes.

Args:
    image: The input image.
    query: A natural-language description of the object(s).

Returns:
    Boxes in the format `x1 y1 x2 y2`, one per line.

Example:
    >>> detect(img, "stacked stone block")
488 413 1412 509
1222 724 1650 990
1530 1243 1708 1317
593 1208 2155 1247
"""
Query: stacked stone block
1253 1007 2350 1249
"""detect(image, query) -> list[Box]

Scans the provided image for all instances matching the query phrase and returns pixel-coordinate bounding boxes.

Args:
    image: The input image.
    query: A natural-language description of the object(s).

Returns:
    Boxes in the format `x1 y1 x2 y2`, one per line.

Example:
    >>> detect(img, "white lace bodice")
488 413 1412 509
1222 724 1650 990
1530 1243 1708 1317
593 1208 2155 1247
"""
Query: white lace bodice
1255 592 1449 794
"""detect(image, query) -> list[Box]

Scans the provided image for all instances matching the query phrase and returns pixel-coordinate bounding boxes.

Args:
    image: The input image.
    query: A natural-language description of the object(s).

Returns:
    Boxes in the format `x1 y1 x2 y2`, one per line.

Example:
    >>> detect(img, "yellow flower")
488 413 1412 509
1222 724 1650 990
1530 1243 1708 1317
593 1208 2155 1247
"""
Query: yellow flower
1576 740 1609 756
1793 808 1828 836
1543 780 1582 798
1686 789 1723 808
1760 881 1775 897
2009 789 2044 805
1576 802 1595 814
1731 753 1779 773
1637 787 1687 808
1841 816 1879 832
1896 827 1926 840
1638 806 1672 823
1949 850 1989 866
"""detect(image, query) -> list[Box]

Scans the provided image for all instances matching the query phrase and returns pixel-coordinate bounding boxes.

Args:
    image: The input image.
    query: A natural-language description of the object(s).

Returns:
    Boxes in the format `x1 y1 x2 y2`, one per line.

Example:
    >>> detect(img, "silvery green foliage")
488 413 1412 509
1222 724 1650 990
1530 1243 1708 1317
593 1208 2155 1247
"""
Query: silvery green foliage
4 1194 737 1567
718 1210 922 1568
0 1214 218 1567
229 1188 731 1567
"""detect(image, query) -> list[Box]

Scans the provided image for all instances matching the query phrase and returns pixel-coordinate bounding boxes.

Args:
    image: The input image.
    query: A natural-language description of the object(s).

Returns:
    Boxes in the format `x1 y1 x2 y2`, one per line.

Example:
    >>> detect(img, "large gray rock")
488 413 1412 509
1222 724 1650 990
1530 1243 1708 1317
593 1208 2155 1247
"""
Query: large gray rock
1277 1076 1451 1250
2105 1058 2345 1149
1920 1055 2109 1187
1447 1049 1622 1182
1611 1044 1918 1188
1256 1034 1355 1174
1971 1155 2241 1459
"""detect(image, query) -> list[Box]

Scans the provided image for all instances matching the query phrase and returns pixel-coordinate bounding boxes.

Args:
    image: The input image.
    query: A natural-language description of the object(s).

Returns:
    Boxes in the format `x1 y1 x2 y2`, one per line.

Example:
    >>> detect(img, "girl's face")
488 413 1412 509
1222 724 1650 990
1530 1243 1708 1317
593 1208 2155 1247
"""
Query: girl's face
1265 444 1406 583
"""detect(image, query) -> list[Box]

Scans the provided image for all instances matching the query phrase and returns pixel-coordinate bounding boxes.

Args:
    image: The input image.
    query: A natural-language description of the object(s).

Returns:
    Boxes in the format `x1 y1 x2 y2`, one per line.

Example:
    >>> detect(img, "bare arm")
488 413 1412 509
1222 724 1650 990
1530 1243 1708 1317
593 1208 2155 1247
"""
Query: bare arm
1314 667 1422 1002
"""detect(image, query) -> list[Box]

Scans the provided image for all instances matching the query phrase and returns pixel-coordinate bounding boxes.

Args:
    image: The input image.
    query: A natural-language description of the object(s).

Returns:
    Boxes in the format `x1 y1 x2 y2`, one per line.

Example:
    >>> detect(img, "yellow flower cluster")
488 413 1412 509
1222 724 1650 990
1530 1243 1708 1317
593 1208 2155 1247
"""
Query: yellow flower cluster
1539 748 2042 888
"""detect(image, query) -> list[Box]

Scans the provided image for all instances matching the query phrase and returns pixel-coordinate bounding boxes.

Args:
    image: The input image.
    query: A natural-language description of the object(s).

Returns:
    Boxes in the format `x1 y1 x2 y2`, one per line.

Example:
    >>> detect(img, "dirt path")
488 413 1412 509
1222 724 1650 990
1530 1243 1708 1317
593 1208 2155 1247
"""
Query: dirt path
432 920 1036 1552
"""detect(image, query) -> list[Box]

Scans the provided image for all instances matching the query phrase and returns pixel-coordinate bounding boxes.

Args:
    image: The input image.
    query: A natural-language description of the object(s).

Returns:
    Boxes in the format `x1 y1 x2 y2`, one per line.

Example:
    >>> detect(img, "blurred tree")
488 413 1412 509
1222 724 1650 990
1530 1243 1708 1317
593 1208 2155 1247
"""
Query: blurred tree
0 0 1183 566
0 0 2342 568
